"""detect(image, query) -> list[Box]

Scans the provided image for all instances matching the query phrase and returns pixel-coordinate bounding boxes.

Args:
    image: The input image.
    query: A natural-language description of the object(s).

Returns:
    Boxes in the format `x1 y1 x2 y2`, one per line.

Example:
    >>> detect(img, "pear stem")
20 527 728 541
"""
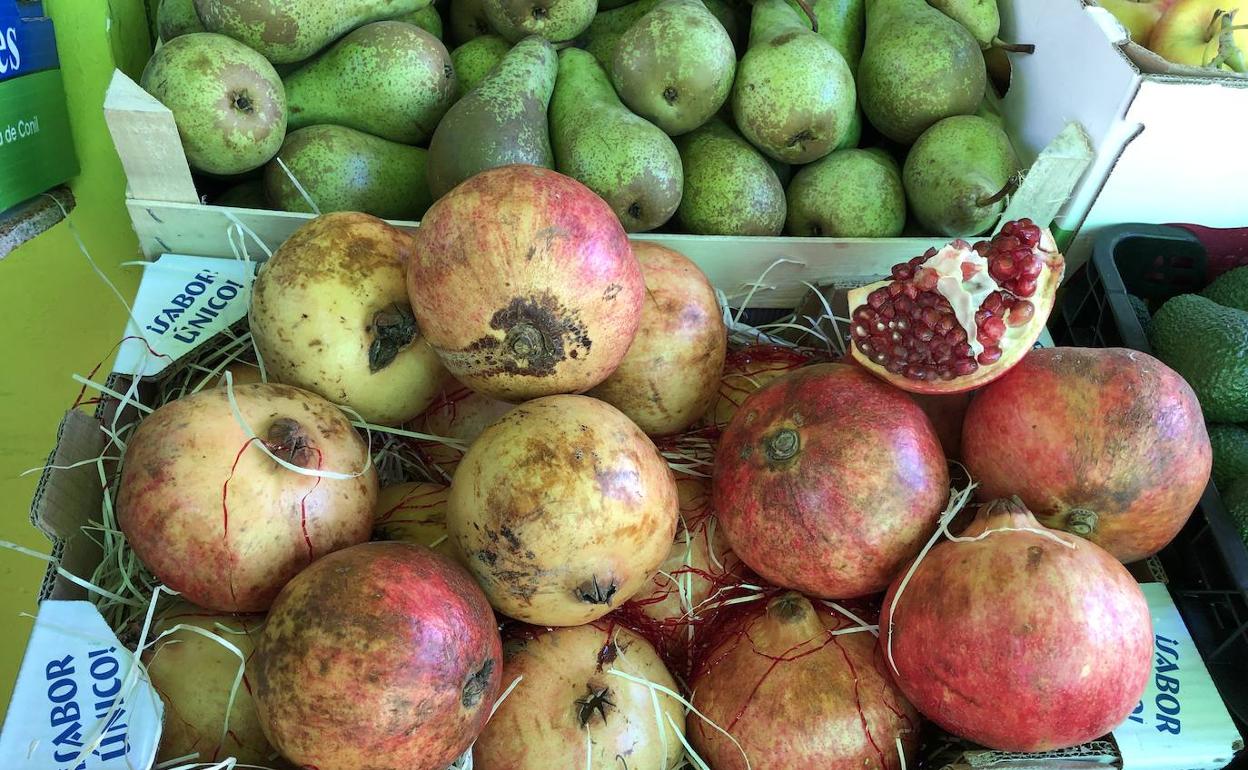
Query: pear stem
992 37 1036 54
791 0 819 33
1208 10 1248 72
976 176 1020 208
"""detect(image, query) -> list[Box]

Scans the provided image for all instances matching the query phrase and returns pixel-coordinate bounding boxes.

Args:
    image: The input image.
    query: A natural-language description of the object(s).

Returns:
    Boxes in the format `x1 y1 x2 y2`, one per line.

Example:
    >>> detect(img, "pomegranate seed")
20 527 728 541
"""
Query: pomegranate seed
915 325 934 343
954 342 972 357
1017 222 1040 246
932 345 952 364
954 359 978 376
1006 300 1035 326
892 264 914 281
947 326 967 344
896 297 915 316
1014 278 1038 297
886 360 905 374
992 256 1016 279
995 236 1021 252
936 315 956 334
980 316 1006 343
853 324 869 338
917 292 938 308
983 291 1004 313
888 283 904 296
922 248 938 259
868 288 889 308
974 309 991 326
890 330 902 343
895 318 910 332
973 241 991 256
902 283 919 300
978 346 1003 365
915 269 939 291
938 367 956 381
879 305 895 320
922 308 941 328
1020 258 1044 280
873 352 888 365
904 364 927 380
891 345 908 360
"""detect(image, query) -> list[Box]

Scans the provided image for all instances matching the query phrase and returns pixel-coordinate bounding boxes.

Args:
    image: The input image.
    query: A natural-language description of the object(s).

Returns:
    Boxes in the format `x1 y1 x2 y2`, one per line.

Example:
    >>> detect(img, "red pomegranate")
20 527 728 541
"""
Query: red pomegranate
474 624 686 770
254 542 502 770
589 242 728 436
116 382 376 612
713 363 948 598
847 220 1065 393
909 391 973 460
689 592 920 770
705 345 813 430
962 347 1212 562
881 497 1153 751
407 165 644 402
415 381 514 476
448 395 679 626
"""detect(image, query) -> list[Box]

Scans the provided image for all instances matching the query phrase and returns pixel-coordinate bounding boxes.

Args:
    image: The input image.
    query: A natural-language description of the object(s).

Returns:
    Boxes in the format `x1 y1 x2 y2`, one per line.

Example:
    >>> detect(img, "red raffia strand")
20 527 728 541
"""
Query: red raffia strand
295 447 325 561
724 343 817 369
70 335 173 411
375 483 447 525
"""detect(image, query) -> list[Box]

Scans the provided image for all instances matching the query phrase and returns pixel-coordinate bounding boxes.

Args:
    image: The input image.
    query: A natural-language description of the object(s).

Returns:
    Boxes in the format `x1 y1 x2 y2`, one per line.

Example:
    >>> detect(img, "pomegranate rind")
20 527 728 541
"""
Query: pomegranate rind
847 229 1065 395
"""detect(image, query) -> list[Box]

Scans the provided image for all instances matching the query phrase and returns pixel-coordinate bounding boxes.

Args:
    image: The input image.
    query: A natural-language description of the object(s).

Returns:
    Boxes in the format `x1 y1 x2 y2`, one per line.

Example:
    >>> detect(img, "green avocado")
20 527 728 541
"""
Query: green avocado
1223 475 1248 547
1202 266 1248 312
1209 423 1248 489
1150 294 1248 423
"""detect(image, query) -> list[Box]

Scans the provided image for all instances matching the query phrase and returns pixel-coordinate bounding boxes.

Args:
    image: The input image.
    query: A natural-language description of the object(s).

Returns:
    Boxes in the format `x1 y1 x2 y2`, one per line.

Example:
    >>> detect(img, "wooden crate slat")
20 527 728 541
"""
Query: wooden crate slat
125 199 949 307
104 71 199 204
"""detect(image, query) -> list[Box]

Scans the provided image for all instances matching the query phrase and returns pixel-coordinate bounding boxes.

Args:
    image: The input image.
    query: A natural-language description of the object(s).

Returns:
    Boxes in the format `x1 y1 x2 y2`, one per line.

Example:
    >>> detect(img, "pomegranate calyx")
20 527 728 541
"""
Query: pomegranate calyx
764 428 800 462
575 685 615 727
265 417 316 468
576 575 619 605
1062 508 1099 537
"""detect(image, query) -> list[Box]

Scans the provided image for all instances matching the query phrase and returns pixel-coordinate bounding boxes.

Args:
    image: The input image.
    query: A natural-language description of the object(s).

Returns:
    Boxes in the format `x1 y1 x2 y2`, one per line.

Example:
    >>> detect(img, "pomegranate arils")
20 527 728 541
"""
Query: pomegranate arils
868 288 888 309
1006 300 1034 326
981 317 1006 344
892 263 914 281
1014 278 1037 297
978 346 1003 365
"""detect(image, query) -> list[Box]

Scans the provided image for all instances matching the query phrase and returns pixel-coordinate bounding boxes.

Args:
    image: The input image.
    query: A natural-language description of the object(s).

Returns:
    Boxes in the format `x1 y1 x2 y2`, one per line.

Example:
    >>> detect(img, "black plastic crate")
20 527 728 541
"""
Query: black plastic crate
1052 224 1248 735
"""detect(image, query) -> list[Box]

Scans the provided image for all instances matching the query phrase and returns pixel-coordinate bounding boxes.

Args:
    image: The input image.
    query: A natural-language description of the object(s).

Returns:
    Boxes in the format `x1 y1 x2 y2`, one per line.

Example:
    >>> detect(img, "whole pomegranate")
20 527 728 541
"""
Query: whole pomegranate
415 381 514 476
847 221 1064 393
117 382 376 612
249 212 447 426
407 165 644 402
962 347 1212 562
690 592 920 770
589 242 728 436
474 624 686 770
705 345 812 430
714 363 948 598
881 497 1153 751
448 395 679 625
145 603 271 765
254 542 502 770
373 482 460 562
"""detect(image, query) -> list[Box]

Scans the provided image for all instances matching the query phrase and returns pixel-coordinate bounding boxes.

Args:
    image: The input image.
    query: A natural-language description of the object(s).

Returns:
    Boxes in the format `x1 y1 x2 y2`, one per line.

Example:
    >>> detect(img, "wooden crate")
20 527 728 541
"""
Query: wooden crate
102 70 1090 309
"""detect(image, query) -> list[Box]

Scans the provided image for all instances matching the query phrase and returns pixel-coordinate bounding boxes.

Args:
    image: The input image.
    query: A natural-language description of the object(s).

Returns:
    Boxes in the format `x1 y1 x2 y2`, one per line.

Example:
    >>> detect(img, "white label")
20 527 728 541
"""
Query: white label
115 254 256 378
1114 583 1243 770
0 601 162 769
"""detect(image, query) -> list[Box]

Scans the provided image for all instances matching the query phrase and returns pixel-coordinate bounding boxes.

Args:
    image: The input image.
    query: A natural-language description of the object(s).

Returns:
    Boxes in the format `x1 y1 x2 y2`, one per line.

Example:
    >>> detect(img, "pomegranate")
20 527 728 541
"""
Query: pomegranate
909 391 973 460
714 363 948 598
250 212 447 426
415 381 514 476
407 165 644 402
145 602 271 765
880 497 1153 751
373 482 460 562
847 220 1065 393
448 395 679 626
589 242 728 436
962 346 1212 562
689 592 919 770
117 382 376 612
254 542 502 770
474 624 686 770
705 345 812 430
635 476 745 626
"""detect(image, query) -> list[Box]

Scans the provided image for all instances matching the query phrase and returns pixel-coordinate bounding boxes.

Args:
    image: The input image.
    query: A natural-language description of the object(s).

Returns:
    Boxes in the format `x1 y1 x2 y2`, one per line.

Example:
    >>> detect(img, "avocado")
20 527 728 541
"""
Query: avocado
1149 293 1248 423
1127 294 1150 331
1209 423 1248 489
1223 475 1248 547
1202 266 1248 312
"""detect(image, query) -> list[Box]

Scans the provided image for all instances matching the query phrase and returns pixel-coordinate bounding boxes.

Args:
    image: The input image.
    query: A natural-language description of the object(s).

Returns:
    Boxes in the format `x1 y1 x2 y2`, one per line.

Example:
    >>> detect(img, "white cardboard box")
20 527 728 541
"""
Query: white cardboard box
999 0 1248 270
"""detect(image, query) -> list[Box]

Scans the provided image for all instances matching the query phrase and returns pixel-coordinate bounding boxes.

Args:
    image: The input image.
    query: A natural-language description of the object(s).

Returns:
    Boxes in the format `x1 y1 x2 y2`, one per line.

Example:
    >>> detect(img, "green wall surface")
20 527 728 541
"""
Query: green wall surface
0 0 152 706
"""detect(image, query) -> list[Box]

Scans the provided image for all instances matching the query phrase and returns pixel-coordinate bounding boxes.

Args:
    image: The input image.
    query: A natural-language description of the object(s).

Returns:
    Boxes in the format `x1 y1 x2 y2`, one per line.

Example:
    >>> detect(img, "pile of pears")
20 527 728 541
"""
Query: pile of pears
146 0 1029 238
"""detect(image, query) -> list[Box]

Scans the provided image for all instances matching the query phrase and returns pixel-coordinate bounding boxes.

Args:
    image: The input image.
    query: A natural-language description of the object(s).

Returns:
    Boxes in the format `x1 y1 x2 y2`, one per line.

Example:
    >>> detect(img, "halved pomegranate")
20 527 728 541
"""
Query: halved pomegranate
847 220 1065 393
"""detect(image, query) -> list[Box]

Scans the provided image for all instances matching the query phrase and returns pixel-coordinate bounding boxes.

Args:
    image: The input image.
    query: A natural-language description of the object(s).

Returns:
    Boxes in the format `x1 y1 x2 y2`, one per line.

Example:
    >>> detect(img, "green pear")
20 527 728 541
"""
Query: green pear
214 179 270 208
451 35 511 98
676 119 785 235
857 0 986 144
837 107 863 149
581 0 662 65
598 0 634 10
927 0 1034 51
426 36 557 198
788 0 864 67
703 0 745 53
786 148 906 237
284 22 456 144
194 0 429 63
141 33 287 175
766 156 791 186
449 0 496 42
264 125 433 219
157 0 206 40
550 49 682 232
482 0 597 42
611 0 736 136
903 114 1018 237
397 5 444 37
732 0 856 163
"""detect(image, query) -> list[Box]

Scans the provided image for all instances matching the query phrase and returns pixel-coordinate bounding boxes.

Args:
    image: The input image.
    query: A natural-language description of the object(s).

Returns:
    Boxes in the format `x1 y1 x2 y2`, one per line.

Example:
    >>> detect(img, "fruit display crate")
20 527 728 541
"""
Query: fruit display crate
1053 223 1248 734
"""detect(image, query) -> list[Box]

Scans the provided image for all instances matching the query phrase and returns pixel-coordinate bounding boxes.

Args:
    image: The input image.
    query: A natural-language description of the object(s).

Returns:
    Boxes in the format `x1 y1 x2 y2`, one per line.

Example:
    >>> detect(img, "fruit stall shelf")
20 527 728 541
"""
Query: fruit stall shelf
1053 223 1248 731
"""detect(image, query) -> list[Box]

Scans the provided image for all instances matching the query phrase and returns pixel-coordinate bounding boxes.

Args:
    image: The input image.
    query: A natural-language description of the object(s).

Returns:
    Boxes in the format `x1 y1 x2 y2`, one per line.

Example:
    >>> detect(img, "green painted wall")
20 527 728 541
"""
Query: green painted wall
0 0 152 705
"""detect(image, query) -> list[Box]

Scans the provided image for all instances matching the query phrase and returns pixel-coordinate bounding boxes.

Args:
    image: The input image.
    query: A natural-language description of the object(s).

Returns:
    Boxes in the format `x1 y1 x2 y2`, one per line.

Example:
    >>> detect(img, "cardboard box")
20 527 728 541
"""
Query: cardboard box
999 0 1248 271
0 0 78 213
